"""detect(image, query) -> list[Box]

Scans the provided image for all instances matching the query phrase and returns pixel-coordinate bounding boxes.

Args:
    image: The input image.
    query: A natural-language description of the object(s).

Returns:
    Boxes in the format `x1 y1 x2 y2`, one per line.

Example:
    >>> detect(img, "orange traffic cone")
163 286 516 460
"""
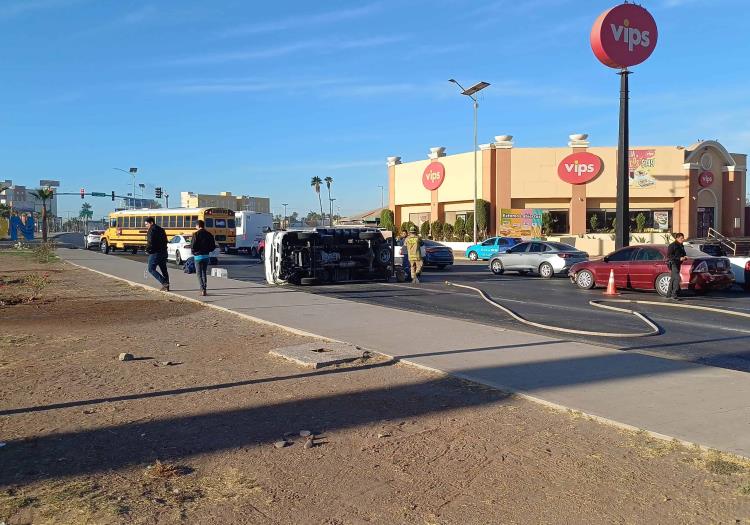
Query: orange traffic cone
604 269 619 295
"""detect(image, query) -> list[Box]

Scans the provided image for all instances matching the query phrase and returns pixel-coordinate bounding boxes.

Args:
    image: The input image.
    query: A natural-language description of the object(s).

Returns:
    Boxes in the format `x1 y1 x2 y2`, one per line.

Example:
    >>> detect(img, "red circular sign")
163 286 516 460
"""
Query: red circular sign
422 161 445 191
591 4 658 69
698 171 714 187
557 152 604 185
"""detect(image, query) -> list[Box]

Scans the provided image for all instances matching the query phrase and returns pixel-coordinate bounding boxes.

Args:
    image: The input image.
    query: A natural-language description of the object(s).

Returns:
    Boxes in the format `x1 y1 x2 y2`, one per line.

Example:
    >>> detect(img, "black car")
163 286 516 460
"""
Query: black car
395 238 454 271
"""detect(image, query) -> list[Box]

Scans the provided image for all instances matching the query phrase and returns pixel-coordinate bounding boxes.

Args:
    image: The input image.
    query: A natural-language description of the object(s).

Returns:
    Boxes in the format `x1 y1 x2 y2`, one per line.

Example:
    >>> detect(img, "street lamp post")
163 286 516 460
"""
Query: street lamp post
329 198 336 227
282 203 288 229
113 167 138 209
449 79 490 244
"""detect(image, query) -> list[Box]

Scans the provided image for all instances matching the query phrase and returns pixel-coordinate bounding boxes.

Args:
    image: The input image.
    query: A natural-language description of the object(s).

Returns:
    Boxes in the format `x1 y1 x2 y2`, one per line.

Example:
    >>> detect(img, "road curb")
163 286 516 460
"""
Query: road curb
63 257 749 461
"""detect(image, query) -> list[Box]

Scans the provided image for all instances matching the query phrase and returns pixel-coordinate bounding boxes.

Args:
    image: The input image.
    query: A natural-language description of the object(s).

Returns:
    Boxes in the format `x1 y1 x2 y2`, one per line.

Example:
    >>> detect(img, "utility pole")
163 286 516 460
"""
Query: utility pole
282 203 288 229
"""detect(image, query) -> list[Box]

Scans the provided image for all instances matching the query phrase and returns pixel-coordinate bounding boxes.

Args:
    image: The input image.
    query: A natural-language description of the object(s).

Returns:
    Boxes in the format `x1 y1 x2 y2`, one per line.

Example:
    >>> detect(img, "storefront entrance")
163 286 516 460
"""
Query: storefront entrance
697 207 714 238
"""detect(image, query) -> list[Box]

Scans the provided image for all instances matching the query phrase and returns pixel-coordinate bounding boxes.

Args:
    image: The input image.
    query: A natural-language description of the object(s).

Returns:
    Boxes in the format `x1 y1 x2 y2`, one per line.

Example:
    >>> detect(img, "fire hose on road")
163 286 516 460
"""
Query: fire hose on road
445 281 750 339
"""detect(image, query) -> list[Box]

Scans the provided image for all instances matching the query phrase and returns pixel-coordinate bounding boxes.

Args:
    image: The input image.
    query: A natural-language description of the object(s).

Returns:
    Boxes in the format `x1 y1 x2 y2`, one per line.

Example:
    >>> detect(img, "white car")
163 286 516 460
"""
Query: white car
85 230 104 249
166 234 219 266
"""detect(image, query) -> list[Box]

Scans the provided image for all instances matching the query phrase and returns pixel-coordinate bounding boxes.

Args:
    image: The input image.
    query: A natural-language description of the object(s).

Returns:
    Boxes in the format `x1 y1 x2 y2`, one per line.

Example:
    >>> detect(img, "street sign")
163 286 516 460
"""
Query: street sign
91 192 106 197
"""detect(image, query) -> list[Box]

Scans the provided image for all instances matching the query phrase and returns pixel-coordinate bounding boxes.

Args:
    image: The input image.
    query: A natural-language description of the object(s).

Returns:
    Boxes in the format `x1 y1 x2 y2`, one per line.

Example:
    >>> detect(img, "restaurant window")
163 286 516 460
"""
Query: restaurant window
547 211 569 234
408 212 431 227
444 211 473 227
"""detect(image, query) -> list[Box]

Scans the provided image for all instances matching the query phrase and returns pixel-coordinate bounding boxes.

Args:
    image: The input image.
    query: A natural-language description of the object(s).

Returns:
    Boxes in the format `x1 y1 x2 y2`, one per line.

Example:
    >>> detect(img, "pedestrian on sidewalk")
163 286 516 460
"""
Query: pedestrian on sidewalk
192 219 216 296
404 225 423 284
666 232 687 301
144 217 170 291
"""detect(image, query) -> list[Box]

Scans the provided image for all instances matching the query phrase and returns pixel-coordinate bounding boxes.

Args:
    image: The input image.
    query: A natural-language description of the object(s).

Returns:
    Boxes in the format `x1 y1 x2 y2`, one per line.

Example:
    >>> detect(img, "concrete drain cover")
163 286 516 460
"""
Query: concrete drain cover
269 342 366 369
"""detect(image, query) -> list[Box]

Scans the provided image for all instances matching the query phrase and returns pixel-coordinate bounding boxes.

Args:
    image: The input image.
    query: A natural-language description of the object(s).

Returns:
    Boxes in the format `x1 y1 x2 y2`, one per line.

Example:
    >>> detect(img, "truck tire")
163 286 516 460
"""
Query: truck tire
375 245 392 266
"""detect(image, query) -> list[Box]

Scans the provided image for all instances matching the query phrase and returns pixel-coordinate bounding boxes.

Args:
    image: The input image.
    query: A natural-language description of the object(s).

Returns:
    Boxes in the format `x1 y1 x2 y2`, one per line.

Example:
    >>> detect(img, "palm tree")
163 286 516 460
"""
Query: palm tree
311 176 324 224
324 176 334 226
30 188 54 242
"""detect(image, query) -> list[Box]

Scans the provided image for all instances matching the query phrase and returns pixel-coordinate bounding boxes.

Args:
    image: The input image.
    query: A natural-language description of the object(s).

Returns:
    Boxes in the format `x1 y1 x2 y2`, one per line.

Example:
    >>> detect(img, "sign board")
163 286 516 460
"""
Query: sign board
698 171 714 187
629 149 657 188
422 161 445 191
591 3 658 69
557 152 604 184
498 209 543 238
653 211 669 231
39 180 60 187
91 192 107 197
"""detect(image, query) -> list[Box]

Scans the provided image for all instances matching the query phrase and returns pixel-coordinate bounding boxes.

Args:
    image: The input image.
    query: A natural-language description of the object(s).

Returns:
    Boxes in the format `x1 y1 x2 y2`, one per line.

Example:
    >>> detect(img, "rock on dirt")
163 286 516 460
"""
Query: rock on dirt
118 353 134 362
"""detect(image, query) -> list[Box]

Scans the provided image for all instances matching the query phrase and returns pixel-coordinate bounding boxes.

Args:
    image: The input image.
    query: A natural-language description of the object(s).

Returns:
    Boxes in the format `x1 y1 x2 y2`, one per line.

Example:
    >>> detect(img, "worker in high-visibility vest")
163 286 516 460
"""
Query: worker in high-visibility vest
404 225 423 284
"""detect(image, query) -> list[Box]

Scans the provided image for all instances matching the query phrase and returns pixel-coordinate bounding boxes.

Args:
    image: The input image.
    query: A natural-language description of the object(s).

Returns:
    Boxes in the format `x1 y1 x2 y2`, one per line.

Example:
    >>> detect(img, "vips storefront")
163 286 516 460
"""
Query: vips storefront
387 135 747 240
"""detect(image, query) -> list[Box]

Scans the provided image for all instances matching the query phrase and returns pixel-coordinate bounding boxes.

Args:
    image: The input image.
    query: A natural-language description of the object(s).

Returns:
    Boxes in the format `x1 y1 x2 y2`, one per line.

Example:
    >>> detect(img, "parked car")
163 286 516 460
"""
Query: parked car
85 230 104 250
466 236 522 261
568 244 734 296
685 239 750 292
166 234 219 266
489 241 588 278
394 239 454 270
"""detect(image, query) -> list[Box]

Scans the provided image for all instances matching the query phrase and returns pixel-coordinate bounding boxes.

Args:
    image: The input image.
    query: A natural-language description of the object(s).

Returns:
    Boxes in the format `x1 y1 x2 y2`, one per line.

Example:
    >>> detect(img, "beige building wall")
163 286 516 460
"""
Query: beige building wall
394 151 482 206
510 148 573 199
179 191 270 213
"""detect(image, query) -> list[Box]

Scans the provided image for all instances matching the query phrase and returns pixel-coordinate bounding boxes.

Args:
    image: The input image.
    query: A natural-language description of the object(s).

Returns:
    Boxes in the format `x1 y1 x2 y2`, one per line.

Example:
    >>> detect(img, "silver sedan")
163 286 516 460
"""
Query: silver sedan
489 241 588 279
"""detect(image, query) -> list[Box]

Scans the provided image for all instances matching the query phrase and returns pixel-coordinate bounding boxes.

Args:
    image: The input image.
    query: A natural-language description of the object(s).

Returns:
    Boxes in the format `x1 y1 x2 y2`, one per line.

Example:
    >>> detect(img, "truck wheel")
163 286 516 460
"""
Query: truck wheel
375 245 391 266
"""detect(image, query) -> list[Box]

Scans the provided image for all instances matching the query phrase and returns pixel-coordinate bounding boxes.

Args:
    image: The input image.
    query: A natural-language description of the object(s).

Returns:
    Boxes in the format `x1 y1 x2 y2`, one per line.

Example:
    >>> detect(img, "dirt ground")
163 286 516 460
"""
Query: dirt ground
1 249 749 525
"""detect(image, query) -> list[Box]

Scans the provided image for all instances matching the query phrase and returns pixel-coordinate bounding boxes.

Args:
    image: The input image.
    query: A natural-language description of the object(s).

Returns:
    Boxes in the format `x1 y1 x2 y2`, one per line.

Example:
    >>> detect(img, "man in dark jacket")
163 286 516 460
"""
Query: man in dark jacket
144 217 170 291
191 219 216 296
666 232 687 300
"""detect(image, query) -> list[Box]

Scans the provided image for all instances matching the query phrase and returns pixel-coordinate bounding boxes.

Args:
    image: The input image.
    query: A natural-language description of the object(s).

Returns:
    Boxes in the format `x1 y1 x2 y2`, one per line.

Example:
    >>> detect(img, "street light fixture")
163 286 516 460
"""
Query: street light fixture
449 79 490 244
113 167 138 209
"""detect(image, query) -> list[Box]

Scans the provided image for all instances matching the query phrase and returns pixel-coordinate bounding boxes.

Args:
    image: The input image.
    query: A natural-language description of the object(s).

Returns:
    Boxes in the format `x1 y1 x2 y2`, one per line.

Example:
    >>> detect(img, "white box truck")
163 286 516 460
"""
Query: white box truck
233 211 273 256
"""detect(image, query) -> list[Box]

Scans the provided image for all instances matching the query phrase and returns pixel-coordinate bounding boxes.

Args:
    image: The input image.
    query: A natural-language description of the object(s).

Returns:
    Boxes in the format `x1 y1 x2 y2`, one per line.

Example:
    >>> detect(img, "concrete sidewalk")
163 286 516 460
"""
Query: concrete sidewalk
58 248 750 457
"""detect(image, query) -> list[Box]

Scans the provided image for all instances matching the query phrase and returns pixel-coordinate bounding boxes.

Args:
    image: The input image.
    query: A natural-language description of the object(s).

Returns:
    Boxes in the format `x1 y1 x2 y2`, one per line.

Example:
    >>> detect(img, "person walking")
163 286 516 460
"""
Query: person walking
144 217 170 291
191 219 216 296
666 232 687 300
404 225 423 284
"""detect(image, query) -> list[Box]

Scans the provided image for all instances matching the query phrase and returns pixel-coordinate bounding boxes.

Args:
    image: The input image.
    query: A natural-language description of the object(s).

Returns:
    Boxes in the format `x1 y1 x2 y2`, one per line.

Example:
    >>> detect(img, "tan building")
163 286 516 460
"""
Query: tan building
388 135 747 239
180 191 270 213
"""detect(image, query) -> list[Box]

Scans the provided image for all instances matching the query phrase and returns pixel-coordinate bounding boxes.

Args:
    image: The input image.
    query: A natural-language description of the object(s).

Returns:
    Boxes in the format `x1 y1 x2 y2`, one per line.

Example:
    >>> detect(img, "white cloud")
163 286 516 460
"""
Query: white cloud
217 3 382 38
166 35 406 66
0 0 85 19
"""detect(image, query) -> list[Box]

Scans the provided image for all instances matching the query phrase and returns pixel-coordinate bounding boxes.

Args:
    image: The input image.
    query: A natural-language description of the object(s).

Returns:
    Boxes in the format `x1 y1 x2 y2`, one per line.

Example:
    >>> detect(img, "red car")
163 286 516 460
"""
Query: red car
568 244 734 296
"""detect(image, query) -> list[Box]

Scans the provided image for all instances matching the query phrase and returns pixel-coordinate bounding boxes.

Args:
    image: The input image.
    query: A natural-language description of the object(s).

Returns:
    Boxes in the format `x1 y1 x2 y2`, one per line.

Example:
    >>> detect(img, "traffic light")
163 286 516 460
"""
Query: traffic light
80 188 85 199
155 187 162 199
111 191 115 201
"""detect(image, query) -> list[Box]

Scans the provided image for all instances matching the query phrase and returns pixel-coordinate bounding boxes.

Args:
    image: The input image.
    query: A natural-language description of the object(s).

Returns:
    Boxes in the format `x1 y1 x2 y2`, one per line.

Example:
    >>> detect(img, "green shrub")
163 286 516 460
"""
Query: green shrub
380 209 394 231
635 212 647 233
431 220 443 241
33 242 57 263
476 199 490 238
465 213 474 240
442 223 454 241
454 217 465 241
589 214 599 232
420 221 430 237
400 221 416 235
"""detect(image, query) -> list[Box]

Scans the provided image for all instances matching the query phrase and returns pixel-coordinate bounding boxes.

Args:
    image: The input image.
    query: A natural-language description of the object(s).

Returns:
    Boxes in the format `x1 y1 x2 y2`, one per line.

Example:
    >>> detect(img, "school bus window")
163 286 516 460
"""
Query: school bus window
215 218 226 228
228 218 236 228
116 217 123 227
205 218 214 228
175 216 183 228
155 216 162 226
110 218 116 227
191 215 198 222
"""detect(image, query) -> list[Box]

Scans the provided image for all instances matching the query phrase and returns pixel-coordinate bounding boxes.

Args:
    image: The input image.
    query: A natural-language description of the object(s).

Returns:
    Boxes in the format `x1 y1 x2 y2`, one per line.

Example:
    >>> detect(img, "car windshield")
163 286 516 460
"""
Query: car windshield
546 242 578 251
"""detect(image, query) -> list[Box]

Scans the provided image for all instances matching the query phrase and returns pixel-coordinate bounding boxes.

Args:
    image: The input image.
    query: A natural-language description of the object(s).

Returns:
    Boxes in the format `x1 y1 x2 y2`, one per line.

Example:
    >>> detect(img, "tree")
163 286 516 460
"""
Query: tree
541 212 556 237
476 199 490 238
29 188 54 242
420 221 430 238
400 221 416 236
442 223 454 241
79 202 93 220
311 177 324 220
305 211 323 226
454 216 466 241
589 214 599 233
380 209 394 231
431 220 443 241
635 212 647 233
465 213 474 241
324 176 334 227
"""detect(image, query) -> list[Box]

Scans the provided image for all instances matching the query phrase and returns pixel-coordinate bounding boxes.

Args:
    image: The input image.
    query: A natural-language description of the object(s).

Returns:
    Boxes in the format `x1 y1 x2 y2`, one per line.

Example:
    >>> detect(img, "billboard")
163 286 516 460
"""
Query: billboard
39 180 60 187
629 149 657 188
498 208 543 238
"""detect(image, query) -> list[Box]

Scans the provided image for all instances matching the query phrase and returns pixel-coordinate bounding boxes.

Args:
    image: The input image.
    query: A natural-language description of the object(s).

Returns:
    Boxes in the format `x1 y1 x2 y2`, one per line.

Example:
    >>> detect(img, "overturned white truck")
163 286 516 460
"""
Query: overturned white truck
265 227 393 285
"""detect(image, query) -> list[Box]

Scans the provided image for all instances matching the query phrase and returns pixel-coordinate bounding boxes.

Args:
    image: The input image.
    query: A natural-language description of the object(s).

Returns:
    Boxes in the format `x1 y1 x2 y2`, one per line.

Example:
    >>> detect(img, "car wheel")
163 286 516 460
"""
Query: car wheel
539 262 554 279
100 239 110 254
575 270 595 290
490 259 504 275
468 251 479 261
175 251 182 266
654 273 671 297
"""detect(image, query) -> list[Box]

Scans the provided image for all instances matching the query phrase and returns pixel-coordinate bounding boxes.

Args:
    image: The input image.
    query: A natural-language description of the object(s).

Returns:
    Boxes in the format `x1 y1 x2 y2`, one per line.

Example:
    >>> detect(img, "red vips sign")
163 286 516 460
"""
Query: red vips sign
698 171 714 187
591 3 658 68
558 152 604 184
422 161 445 191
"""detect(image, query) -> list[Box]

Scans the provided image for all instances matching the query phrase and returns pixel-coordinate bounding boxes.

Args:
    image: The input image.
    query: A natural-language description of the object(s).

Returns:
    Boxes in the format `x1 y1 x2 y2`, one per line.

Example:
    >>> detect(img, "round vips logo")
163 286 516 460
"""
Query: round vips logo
698 171 714 187
557 152 604 184
422 161 445 191
591 3 658 69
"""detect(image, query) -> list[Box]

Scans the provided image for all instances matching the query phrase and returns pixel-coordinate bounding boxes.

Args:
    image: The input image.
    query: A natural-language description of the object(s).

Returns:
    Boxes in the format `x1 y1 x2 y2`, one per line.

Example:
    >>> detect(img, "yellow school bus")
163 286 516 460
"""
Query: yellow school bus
99 207 236 254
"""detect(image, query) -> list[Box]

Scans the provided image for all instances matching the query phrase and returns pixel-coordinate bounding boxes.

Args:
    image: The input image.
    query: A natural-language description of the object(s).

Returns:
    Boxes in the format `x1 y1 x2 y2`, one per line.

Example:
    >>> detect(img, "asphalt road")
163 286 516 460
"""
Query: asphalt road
65 231 750 374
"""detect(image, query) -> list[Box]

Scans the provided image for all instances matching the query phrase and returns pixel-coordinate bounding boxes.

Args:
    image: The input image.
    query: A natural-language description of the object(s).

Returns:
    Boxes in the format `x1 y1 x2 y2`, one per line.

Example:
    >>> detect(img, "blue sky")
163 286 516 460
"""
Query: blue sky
2 0 748 219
